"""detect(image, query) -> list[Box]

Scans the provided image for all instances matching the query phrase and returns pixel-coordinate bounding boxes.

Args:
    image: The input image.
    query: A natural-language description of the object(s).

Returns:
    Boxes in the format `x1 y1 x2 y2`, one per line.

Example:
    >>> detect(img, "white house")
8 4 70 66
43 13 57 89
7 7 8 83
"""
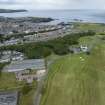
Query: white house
24 34 38 41
80 45 88 52
0 51 25 63
0 55 11 63
4 39 20 46
2 51 12 55
11 52 24 61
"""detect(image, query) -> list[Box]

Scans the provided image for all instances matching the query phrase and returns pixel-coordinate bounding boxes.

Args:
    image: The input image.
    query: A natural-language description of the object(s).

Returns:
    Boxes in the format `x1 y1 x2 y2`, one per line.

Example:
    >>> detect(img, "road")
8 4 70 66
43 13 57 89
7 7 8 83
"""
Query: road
33 73 47 105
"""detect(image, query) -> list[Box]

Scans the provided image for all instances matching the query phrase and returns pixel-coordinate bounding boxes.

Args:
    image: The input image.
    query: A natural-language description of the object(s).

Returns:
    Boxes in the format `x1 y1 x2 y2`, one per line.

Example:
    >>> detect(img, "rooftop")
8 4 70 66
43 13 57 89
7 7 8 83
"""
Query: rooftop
0 91 18 105
4 59 45 72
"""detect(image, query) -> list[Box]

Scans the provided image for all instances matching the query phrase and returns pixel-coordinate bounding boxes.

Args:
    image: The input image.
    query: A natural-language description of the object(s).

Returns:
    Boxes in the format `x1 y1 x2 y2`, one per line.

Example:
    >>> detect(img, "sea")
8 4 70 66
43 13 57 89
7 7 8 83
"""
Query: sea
0 9 105 24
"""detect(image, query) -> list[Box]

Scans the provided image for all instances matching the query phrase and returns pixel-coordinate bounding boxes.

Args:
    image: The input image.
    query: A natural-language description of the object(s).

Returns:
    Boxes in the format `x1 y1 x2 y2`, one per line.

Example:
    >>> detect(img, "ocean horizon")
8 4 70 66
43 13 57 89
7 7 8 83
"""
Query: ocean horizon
0 9 105 24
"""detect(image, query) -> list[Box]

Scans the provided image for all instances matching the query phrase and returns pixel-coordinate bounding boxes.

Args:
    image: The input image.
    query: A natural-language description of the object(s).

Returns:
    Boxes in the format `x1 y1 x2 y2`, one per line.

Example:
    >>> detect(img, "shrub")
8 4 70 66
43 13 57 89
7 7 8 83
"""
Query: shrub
22 83 32 95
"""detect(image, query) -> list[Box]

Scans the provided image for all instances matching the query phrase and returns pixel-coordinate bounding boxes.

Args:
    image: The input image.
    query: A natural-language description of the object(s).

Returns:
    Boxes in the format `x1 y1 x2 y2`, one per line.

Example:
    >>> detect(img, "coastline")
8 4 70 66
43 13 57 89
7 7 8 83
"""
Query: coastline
0 9 27 13
0 10 105 24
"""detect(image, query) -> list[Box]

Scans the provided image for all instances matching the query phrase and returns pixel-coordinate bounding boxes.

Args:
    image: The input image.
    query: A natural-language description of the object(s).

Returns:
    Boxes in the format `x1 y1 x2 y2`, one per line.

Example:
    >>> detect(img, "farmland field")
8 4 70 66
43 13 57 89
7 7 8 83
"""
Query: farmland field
40 37 105 105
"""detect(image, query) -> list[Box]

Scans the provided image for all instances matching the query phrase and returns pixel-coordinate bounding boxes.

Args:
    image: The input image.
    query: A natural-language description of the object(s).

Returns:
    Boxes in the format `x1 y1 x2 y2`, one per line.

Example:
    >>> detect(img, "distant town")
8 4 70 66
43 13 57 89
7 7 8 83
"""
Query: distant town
0 16 73 46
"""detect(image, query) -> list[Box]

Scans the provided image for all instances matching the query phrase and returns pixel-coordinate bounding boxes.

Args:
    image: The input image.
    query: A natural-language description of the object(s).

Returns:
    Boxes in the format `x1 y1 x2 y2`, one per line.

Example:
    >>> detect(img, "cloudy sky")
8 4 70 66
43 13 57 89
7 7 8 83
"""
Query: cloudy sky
0 0 105 10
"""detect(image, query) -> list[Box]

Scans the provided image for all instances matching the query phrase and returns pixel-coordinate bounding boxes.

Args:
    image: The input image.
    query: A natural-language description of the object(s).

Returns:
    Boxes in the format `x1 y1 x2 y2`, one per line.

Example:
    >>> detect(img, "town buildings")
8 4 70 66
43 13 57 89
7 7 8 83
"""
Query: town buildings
0 51 25 63
3 59 46 83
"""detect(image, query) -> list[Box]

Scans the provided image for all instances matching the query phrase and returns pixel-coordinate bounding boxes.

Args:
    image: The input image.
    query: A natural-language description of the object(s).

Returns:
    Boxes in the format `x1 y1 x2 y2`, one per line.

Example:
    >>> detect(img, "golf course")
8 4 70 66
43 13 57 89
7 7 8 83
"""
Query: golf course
40 35 105 105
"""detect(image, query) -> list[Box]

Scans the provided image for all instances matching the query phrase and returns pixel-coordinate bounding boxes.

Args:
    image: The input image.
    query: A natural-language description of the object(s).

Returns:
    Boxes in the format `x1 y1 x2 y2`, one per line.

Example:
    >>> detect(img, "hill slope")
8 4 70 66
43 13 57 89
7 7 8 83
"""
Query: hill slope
41 39 105 105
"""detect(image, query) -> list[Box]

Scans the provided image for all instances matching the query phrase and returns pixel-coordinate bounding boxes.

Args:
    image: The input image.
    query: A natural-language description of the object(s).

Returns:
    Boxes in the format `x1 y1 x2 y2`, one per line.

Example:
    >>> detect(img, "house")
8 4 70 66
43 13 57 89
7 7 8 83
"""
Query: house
0 51 25 63
23 34 38 41
80 45 88 52
3 59 46 83
69 45 90 54
0 55 11 63
11 52 24 61
1 51 12 55
4 39 20 46
69 46 81 54
15 70 37 83
24 30 31 34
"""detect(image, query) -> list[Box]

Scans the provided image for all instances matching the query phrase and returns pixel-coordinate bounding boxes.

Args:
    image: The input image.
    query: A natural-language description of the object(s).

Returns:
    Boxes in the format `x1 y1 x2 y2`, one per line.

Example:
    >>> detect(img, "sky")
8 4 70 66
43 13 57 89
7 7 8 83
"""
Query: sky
0 0 105 10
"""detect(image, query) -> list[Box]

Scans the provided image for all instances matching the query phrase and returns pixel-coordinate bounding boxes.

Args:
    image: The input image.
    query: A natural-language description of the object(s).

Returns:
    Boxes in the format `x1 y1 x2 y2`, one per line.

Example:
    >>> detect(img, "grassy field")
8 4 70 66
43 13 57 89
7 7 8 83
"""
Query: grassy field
19 82 36 105
78 35 101 46
20 90 35 105
40 37 105 105
79 36 95 45
0 72 24 90
73 23 105 33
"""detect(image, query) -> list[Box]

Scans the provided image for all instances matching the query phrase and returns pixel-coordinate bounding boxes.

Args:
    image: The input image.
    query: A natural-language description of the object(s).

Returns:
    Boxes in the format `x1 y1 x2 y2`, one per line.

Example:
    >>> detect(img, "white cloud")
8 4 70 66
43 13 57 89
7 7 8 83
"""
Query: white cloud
0 0 105 9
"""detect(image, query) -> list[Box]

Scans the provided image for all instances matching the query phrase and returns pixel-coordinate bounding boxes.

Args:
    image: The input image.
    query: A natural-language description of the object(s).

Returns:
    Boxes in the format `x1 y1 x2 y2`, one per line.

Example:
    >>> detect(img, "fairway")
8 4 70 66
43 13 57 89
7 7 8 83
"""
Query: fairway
73 23 105 33
41 42 105 105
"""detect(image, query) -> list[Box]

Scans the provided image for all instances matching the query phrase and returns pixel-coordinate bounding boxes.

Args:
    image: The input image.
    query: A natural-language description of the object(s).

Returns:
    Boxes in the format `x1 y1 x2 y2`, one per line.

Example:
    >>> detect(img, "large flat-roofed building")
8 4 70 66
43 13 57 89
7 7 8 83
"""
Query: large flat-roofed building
0 91 18 105
4 59 45 72
3 59 46 83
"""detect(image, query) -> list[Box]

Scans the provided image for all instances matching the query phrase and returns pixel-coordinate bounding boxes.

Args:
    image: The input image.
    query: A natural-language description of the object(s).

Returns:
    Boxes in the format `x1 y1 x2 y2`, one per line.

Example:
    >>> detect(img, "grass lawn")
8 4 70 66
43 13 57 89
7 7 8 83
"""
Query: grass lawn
73 23 105 32
0 72 24 90
40 39 105 105
78 35 101 46
79 36 95 45
19 82 36 105
20 89 35 105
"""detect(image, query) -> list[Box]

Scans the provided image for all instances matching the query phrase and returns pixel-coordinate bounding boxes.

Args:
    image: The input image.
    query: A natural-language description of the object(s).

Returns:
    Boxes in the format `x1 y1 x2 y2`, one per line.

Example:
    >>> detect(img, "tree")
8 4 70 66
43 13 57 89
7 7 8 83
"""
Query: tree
42 47 52 58
22 83 32 95
0 63 7 77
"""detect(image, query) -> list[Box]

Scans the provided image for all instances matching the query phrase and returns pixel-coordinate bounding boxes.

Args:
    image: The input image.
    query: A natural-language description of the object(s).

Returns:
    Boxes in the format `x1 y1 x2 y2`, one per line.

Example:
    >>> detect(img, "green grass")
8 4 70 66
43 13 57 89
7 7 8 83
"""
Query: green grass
20 89 35 105
0 72 24 90
78 35 102 46
73 23 105 33
79 36 95 45
19 82 36 105
40 41 105 105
